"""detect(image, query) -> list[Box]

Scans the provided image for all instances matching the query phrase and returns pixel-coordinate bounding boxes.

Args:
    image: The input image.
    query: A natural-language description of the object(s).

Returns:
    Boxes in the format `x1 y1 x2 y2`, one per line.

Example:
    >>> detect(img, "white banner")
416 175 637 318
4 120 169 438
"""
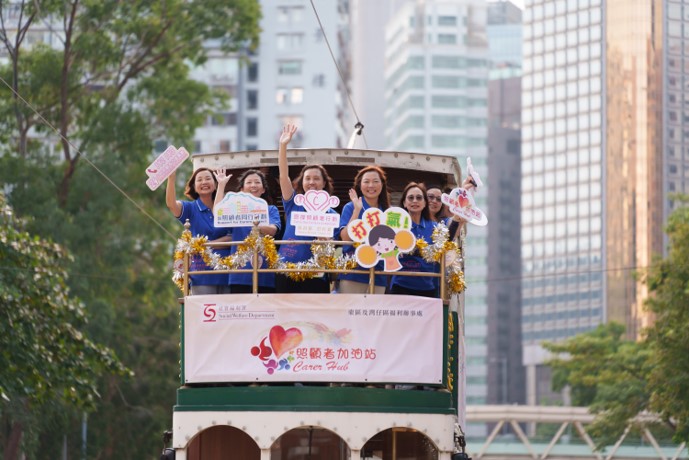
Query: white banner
184 294 443 384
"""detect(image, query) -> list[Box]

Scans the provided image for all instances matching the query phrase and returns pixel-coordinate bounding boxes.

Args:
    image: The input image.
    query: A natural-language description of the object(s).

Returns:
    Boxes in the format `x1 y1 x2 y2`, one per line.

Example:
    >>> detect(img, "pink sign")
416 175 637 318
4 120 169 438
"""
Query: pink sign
145 146 189 191
441 188 487 226
184 294 443 384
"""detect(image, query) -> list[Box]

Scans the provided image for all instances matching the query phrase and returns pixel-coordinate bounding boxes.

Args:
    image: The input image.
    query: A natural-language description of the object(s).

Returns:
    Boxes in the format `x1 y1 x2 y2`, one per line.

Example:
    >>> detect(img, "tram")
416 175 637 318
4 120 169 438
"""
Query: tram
164 148 472 460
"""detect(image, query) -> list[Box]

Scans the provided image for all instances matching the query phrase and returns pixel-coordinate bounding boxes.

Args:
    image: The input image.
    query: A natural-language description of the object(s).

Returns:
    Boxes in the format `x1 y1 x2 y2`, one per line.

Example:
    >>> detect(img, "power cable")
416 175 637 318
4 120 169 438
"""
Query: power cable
0 73 176 240
308 0 369 148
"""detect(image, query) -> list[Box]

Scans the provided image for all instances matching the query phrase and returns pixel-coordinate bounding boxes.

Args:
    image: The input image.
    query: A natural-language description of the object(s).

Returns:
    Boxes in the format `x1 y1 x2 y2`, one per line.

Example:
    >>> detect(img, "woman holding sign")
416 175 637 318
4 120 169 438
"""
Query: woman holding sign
277 124 337 293
337 165 391 294
166 168 232 295
214 169 281 293
389 182 440 297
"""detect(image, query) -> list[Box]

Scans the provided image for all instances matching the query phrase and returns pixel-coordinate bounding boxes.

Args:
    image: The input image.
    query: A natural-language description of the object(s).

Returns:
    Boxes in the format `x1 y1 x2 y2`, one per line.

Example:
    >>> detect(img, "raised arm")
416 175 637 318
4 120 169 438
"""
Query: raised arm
165 170 183 218
278 124 298 201
339 188 363 241
212 169 232 212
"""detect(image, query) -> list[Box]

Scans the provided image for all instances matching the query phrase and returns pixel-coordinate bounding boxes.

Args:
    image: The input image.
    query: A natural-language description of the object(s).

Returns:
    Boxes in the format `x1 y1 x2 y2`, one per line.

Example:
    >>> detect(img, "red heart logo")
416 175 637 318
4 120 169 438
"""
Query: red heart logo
269 325 303 358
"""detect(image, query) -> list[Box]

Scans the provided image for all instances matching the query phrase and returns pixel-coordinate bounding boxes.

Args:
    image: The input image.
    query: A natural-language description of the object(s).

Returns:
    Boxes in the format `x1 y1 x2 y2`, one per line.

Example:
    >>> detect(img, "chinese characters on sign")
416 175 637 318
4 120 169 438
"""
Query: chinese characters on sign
290 190 340 237
346 207 416 271
214 192 270 227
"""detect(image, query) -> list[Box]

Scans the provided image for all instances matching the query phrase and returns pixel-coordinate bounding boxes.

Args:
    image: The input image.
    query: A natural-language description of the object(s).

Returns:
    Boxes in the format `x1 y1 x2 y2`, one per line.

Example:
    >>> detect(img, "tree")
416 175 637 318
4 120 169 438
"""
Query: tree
0 194 130 459
644 196 689 443
544 323 655 447
0 1 260 457
545 196 689 447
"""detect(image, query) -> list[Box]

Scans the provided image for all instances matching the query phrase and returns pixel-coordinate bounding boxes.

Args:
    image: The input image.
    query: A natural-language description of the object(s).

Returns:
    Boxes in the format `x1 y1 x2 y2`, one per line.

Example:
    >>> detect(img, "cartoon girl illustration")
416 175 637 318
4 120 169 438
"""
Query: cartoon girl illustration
354 223 415 272
368 225 402 271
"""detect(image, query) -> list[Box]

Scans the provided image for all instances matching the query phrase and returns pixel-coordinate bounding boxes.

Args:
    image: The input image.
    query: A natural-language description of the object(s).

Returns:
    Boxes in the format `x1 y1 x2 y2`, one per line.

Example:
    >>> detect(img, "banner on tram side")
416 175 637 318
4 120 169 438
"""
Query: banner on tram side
184 294 443 384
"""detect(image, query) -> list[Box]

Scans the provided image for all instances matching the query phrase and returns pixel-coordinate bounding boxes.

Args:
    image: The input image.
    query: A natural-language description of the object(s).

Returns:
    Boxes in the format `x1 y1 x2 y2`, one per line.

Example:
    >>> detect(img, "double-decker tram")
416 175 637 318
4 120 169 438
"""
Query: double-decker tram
165 148 471 460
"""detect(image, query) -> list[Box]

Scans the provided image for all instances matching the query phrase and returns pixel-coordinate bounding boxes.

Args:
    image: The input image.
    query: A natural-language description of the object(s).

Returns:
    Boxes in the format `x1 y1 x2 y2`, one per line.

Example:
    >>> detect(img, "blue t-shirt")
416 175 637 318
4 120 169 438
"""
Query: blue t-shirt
337 199 387 287
177 199 231 286
229 205 281 288
279 190 338 263
391 216 439 293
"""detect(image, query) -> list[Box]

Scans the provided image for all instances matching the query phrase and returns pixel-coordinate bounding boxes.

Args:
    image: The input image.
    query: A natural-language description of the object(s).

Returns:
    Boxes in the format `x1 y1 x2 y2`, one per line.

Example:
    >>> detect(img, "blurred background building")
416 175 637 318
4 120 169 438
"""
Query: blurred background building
485 0 525 408
520 0 666 405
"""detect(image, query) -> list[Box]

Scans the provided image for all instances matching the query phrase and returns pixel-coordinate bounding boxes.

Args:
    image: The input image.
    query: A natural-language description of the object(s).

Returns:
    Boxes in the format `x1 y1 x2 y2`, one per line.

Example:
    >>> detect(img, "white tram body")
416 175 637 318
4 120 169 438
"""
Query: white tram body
168 149 469 460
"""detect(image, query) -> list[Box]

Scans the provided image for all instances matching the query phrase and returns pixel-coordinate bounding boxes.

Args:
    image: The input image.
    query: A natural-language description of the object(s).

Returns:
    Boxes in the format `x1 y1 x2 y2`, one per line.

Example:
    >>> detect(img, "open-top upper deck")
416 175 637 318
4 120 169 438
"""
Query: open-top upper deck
168 149 470 459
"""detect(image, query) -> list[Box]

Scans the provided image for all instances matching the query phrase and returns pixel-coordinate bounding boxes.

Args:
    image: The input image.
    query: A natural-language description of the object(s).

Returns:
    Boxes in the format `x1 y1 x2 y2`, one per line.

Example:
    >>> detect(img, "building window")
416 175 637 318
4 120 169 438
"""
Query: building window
276 87 304 105
291 87 304 104
193 140 202 153
247 118 258 137
219 140 231 151
278 60 302 75
154 140 168 153
276 88 288 105
438 15 457 26
313 74 326 87
247 90 258 110
277 33 304 51
432 55 463 68
277 6 304 24
438 33 457 44
248 62 259 82
211 112 237 126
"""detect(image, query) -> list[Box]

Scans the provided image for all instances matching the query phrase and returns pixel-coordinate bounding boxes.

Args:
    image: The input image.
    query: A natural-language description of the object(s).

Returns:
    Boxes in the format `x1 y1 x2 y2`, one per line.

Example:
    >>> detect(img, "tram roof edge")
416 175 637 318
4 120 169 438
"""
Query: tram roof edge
192 148 464 186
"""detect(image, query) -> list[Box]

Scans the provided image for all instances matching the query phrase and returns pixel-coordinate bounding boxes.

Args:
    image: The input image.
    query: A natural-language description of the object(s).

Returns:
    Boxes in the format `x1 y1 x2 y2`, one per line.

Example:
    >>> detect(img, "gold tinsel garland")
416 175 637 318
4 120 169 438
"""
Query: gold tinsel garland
172 223 465 293
413 222 467 295
172 230 357 290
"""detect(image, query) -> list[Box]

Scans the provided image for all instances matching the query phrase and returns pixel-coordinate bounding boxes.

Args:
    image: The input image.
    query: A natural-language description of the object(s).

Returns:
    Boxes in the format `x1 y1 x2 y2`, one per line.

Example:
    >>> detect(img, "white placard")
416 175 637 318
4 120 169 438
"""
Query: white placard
214 192 269 227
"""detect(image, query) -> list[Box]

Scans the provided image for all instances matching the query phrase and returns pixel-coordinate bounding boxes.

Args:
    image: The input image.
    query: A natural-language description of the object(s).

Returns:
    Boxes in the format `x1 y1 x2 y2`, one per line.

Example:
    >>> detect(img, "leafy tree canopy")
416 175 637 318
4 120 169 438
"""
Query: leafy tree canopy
0 194 130 457
0 0 261 457
545 196 689 447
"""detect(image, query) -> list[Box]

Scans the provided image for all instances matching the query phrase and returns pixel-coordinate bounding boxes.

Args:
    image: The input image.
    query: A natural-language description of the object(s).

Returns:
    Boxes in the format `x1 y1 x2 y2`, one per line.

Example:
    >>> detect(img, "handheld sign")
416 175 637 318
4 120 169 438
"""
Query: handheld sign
346 207 416 272
214 192 269 227
290 190 340 237
441 188 487 226
145 146 189 190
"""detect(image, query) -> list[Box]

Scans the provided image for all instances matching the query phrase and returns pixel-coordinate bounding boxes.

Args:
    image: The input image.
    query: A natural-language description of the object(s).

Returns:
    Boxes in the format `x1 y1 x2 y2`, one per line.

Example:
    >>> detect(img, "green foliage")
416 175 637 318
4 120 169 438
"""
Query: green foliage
644 196 689 443
545 323 653 447
0 1 260 457
545 196 689 447
0 195 131 458
0 194 130 407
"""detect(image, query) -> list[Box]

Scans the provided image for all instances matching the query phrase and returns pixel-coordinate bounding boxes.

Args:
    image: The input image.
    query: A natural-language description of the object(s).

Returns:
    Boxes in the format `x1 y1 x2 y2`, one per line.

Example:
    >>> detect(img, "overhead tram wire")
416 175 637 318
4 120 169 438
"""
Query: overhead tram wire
0 74 176 240
308 0 368 149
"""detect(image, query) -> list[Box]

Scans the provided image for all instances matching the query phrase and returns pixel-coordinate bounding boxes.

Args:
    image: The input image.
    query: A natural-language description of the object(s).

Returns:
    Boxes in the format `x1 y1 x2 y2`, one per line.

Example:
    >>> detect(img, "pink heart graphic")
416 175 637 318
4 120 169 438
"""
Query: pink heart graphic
269 325 303 358
303 190 330 212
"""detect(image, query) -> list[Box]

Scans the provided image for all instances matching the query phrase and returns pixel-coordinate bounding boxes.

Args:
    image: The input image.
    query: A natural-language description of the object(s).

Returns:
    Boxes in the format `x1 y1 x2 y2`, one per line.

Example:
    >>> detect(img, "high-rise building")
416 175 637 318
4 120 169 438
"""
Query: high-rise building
485 0 524 407
521 0 664 405
383 0 489 434
191 0 350 153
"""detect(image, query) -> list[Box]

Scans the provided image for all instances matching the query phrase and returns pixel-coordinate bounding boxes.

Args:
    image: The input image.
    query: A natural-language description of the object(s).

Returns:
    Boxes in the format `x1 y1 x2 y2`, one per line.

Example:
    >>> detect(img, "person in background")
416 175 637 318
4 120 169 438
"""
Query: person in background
337 166 391 294
426 185 452 222
276 124 337 293
166 168 232 295
389 182 438 297
214 169 281 293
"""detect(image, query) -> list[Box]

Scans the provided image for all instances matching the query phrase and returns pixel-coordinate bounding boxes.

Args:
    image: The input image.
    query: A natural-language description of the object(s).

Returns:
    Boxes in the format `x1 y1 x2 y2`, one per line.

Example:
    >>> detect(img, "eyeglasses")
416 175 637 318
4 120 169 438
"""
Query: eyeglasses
427 195 441 202
406 194 425 202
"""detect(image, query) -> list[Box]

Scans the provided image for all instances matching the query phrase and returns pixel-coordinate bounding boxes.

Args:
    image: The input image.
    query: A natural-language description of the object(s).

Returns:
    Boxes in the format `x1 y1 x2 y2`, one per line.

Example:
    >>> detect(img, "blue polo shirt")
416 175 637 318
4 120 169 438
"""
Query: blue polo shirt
177 199 231 286
391 216 439 292
229 205 281 288
337 199 387 287
279 190 338 263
